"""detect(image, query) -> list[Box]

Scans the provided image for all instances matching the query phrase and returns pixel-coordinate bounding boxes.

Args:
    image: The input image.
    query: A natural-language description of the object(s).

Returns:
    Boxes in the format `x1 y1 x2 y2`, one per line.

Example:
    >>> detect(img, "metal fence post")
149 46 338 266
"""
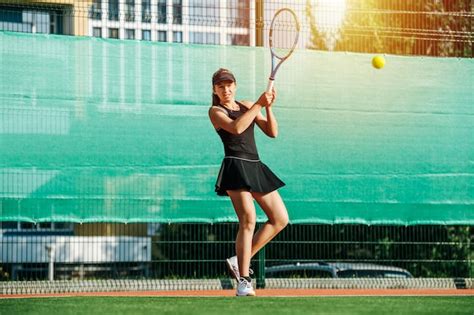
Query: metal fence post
46 244 55 281
257 246 265 289
255 0 264 46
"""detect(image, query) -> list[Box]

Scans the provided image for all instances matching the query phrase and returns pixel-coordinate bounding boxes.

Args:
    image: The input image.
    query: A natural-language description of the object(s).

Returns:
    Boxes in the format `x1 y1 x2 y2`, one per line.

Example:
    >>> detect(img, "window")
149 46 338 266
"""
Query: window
54 222 73 230
142 0 151 23
157 0 167 24
125 0 135 22
50 12 57 33
0 6 28 33
173 31 182 43
158 30 167 42
49 11 64 34
190 32 219 45
34 12 50 34
337 269 411 279
125 29 135 40
109 28 119 39
172 0 182 24
109 0 119 21
227 0 250 27
1 222 74 233
38 222 52 230
142 29 151 41
90 0 102 20
0 221 18 230
0 6 23 23
93 27 102 37
20 222 35 230
189 0 219 26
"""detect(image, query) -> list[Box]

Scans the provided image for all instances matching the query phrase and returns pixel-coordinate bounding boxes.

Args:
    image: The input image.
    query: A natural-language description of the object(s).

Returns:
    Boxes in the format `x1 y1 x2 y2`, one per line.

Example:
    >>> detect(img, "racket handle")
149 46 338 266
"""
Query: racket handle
266 79 274 93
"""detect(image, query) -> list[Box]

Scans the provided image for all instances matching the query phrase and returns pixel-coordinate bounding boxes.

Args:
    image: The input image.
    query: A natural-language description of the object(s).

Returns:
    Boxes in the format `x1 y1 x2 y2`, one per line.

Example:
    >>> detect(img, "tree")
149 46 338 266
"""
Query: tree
305 0 472 57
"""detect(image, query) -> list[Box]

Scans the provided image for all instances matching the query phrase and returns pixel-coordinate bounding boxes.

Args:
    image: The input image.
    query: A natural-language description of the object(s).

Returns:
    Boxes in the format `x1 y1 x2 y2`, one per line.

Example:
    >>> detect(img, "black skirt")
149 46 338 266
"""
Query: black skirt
215 157 285 196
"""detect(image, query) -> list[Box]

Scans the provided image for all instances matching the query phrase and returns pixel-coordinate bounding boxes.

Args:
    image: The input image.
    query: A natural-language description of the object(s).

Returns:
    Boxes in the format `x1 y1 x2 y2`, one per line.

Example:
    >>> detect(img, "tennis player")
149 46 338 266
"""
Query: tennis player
208 68 289 296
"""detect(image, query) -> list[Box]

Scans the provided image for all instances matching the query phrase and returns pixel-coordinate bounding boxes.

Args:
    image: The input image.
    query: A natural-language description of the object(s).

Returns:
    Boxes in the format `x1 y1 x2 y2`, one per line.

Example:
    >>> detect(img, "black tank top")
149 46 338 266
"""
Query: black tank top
214 101 259 160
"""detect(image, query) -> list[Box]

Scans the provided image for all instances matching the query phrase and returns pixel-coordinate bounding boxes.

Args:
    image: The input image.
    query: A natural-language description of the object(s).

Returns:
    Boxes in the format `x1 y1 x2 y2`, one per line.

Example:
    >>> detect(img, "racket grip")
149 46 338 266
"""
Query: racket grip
266 79 274 93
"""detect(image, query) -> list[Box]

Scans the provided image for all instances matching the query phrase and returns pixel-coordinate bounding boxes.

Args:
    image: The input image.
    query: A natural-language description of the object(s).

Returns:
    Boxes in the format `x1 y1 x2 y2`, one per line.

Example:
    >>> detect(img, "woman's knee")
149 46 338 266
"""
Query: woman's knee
239 214 256 231
271 212 289 231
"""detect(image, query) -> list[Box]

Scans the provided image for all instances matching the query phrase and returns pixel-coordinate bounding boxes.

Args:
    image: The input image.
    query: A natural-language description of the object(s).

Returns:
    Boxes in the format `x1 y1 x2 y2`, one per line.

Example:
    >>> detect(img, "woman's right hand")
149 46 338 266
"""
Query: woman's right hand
255 91 274 107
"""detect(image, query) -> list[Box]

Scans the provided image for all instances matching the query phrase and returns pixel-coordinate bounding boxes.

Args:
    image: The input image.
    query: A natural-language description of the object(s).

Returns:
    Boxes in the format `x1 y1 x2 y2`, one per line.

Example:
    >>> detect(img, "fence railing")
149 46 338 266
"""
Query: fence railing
0 0 472 56
1 223 472 283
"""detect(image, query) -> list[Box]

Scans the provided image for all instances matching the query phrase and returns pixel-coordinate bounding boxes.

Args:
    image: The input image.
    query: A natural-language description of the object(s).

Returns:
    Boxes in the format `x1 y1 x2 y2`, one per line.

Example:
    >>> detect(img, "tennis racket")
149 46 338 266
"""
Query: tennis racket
266 8 300 93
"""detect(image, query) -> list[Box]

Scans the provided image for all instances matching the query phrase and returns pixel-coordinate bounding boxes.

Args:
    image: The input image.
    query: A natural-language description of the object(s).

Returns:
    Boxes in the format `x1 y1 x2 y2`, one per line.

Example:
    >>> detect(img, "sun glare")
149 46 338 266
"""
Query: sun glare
314 0 347 31
313 0 347 50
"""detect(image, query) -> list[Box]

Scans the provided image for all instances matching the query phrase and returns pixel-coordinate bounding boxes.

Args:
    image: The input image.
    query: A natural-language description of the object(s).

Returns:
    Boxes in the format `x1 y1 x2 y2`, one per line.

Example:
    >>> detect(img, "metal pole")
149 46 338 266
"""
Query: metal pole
46 245 55 281
468 226 472 278
255 0 264 46
257 245 265 289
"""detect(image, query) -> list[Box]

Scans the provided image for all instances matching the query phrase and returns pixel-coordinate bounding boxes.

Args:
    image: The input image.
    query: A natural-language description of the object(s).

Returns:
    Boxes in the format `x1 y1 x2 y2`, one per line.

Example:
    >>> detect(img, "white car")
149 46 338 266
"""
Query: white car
265 262 413 278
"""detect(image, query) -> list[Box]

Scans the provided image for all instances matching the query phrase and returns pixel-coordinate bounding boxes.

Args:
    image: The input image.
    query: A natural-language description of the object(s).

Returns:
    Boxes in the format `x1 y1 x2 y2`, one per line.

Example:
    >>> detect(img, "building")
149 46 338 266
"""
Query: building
88 0 254 45
0 1 255 45
0 0 90 35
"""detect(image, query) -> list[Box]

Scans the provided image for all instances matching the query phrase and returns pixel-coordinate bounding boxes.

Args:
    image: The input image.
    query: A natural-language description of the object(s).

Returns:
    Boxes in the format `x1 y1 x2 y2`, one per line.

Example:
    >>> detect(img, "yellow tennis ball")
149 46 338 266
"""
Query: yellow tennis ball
372 55 385 69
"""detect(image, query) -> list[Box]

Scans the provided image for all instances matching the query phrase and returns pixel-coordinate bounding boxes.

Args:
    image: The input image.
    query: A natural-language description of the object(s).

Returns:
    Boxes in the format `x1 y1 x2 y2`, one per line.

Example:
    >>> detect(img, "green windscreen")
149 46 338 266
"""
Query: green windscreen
1 32 473 224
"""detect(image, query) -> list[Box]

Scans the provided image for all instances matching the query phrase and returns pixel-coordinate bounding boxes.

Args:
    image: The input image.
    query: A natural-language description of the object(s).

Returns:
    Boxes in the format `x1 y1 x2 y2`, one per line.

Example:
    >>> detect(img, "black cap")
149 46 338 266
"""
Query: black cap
212 69 236 85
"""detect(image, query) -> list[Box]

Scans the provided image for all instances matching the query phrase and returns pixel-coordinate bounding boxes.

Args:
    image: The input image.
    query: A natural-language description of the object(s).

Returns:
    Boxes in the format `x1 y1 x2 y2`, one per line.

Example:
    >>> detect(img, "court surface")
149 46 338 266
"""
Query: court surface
1 292 473 315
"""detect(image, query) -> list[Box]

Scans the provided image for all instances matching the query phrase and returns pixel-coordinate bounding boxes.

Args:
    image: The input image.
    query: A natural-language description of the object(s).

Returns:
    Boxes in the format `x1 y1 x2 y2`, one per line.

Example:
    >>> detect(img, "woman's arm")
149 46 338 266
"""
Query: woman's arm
242 90 278 138
262 106 278 138
209 93 272 135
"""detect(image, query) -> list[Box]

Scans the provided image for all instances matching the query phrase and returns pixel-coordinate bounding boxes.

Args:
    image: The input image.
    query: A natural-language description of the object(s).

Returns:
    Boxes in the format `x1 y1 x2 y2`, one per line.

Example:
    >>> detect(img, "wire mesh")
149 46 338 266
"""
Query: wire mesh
1 223 472 282
0 0 472 289
0 0 471 56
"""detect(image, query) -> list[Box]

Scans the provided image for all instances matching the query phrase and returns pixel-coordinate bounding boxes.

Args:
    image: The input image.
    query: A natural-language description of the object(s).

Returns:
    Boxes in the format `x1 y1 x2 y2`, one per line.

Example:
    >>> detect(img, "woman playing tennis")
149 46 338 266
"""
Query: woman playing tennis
208 68 289 296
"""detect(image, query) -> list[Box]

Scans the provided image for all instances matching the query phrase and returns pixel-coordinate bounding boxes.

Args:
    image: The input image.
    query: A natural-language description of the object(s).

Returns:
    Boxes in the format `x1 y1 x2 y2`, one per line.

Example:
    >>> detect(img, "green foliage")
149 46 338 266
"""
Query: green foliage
152 224 472 279
305 0 472 57
305 0 327 50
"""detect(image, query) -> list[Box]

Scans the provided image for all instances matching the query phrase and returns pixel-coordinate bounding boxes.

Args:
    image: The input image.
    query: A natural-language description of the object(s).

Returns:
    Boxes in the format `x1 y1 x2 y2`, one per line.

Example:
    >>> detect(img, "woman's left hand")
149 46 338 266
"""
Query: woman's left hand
267 88 277 107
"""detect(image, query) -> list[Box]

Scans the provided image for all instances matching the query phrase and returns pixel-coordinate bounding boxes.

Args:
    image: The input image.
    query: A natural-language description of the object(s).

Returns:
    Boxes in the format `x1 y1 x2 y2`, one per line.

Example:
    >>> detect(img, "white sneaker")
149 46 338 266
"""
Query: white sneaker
226 256 240 280
236 278 256 296
226 256 254 281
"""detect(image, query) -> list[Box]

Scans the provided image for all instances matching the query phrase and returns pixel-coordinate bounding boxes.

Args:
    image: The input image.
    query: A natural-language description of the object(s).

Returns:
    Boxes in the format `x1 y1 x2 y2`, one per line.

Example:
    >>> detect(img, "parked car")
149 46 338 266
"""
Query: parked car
265 262 413 279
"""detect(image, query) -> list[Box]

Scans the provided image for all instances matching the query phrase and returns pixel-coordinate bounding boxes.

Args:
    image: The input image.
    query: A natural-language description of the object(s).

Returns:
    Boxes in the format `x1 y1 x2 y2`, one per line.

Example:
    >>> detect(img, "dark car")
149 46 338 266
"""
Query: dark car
265 262 413 279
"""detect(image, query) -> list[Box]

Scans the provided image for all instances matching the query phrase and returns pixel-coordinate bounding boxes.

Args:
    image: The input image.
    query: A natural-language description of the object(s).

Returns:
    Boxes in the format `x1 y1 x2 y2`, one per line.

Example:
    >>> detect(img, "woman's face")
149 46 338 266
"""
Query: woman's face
213 80 236 103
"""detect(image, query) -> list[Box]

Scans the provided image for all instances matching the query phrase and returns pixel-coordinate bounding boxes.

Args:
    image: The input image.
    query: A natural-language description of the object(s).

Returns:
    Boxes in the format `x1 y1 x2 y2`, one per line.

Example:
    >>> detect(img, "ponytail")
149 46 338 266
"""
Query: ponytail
212 93 221 107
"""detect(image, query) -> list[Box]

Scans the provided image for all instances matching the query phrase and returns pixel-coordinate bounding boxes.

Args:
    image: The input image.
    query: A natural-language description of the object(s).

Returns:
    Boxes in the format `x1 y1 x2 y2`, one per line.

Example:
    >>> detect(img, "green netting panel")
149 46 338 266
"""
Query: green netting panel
1 32 473 224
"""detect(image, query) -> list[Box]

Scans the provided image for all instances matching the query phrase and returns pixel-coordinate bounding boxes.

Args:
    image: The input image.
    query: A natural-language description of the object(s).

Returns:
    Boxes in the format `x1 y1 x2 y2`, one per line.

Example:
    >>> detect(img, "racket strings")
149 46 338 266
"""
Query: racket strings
270 10 299 58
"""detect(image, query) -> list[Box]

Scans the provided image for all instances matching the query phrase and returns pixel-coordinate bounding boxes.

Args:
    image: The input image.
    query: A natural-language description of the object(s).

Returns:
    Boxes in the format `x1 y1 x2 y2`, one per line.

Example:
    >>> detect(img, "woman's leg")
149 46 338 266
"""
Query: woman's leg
250 190 289 257
227 189 257 277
